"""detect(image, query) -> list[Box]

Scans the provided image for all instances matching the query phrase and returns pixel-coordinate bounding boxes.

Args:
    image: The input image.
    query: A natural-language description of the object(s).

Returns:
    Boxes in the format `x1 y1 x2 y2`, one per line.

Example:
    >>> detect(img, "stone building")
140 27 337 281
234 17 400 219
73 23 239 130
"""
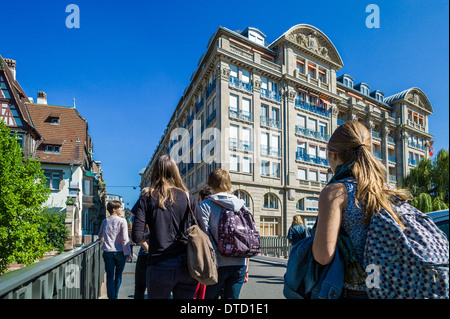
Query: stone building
139 24 433 236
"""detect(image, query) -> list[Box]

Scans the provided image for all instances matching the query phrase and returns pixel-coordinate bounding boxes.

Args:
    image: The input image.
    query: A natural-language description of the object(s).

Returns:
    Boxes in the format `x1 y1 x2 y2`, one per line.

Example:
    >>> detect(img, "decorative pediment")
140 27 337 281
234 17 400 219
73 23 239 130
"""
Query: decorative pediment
278 24 344 69
405 89 433 113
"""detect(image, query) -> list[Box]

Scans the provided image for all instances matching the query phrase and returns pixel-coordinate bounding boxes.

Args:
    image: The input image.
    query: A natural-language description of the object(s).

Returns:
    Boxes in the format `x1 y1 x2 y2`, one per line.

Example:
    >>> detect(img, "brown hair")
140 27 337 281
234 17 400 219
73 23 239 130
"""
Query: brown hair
207 169 232 193
107 200 122 215
148 154 188 210
199 187 212 201
291 214 304 226
327 121 410 226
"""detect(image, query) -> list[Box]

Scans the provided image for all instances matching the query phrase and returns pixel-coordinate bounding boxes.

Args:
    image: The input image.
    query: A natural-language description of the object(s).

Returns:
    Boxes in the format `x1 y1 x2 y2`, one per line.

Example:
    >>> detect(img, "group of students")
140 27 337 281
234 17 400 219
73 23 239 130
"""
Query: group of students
98 121 448 299
98 161 250 299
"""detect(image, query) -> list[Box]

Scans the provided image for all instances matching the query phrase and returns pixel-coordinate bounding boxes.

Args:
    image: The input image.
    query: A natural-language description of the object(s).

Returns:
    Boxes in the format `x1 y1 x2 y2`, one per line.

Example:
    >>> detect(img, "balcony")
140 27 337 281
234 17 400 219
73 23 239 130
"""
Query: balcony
407 119 425 131
295 125 330 142
388 155 396 163
206 109 216 127
195 98 204 113
206 79 216 99
229 76 253 93
373 151 382 160
261 146 281 157
372 131 381 140
387 136 395 144
296 151 329 166
229 107 253 122
261 116 281 130
260 88 281 102
295 98 330 117
229 138 253 152
408 142 426 151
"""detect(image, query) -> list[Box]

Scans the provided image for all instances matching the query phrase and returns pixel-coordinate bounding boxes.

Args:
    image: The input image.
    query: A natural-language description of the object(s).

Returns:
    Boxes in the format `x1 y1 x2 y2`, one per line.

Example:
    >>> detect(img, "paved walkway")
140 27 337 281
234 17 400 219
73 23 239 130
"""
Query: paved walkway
100 246 289 299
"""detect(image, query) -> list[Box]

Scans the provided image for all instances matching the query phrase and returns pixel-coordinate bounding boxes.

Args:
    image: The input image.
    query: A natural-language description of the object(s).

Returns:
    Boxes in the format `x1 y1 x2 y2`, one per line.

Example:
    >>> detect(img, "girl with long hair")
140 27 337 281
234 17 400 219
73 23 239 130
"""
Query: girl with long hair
131 154 206 299
312 121 409 298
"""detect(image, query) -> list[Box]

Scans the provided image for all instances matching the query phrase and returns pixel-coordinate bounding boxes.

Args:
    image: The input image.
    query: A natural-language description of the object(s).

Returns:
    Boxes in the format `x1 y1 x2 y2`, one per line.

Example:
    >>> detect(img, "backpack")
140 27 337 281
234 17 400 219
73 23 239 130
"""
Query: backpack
215 205 260 258
184 193 218 286
364 197 449 299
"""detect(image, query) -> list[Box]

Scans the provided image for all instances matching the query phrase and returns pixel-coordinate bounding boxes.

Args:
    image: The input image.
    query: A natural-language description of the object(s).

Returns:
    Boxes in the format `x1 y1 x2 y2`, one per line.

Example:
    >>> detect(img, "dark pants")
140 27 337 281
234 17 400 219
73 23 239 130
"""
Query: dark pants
103 251 126 299
134 253 148 299
146 253 198 299
205 265 246 299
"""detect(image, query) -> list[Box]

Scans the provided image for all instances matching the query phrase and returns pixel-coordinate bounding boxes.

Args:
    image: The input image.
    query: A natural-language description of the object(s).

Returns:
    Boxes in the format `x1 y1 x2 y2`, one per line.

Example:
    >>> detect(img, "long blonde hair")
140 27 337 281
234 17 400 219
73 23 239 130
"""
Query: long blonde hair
148 155 188 210
291 214 304 226
327 121 410 226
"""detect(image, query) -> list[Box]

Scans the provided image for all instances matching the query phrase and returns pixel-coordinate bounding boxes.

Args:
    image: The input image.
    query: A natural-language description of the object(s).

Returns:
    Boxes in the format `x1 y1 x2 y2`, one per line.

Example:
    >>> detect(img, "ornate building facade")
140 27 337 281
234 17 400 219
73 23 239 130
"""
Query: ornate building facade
140 25 433 236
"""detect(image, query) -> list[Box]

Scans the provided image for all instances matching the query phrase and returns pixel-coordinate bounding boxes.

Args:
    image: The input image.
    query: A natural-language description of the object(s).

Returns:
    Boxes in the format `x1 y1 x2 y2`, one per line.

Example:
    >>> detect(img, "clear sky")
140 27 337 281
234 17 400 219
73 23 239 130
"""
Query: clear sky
1 0 448 208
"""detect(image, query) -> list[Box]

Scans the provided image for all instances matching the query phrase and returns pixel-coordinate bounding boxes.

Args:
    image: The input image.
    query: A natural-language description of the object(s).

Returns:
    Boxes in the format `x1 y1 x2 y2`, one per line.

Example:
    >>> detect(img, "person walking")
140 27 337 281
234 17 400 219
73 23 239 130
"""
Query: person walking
312 121 410 299
131 155 206 299
287 215 310 245
200 169 249 299
98 200 132 299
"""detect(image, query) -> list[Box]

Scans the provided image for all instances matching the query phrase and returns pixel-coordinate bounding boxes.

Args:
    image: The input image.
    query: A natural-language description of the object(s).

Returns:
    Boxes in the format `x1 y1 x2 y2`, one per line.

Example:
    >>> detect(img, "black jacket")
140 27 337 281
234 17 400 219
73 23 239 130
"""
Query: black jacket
131 188 206 265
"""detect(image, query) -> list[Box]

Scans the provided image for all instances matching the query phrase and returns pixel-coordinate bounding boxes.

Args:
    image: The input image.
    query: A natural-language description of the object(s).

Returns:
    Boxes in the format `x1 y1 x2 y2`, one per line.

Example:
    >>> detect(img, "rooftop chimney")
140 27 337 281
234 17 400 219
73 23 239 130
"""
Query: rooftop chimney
37 91 47 105
4 58 16 80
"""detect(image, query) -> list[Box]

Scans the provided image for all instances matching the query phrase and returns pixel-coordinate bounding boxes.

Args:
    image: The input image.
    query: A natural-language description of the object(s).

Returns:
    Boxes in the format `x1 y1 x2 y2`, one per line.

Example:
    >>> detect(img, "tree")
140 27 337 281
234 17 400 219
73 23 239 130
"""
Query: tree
402 149 449 212
0 120 51 274
39 208 69 253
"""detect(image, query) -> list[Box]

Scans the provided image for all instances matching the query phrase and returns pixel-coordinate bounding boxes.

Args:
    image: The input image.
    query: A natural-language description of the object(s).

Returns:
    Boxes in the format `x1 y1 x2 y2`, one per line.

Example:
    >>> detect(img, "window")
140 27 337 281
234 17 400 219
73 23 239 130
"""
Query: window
50 118 60 125
307 118 317 132
298 167 307 180
306 197 319 211
263 193 279 209
45 145 61 154
261 160 269 176
308 64 316 78
230 94 238 110
272 162 280 178
243 157 251 173
261 104 268 118
296 199 304 210
297 115 306 128
320 172 328 183
44 170 62 190
271 107 279 122
260 217 280 236
296 61 304 74
308 170 318 181
297 142 306 156
318 69 327 83
319 147 326 158
241 69 250 83
230 154 239 172
230 64 238 78
261 77 268 90
308 145 317 158
242 98 251 114
0 76 11 99
233 190 251 207
261 132 269 154
309 95 318 106
84 179 92 196
319 122 327 136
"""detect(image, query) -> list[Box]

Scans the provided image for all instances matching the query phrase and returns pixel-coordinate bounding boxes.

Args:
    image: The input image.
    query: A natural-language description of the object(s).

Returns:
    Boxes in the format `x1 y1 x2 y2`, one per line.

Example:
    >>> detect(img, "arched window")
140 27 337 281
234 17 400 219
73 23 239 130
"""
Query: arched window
233 190 251 208
263 193 279 209
296 197 319 211
296 199 305 210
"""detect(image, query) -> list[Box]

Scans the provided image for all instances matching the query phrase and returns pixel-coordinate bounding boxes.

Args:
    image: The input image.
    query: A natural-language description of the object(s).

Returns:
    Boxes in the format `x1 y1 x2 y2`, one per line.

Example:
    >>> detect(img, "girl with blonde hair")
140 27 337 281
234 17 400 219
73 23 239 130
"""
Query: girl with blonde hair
287 215 310 245
312 121 409 298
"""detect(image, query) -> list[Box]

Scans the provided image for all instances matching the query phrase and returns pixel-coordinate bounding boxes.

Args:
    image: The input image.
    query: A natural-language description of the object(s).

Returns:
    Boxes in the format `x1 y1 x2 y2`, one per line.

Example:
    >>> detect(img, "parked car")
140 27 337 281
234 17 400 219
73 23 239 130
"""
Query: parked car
428 209 449 239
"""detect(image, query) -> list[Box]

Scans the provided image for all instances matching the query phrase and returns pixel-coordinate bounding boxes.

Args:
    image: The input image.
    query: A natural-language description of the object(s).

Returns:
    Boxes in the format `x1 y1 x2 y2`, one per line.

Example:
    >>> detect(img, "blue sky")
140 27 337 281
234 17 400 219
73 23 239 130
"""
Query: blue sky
1 0 448 208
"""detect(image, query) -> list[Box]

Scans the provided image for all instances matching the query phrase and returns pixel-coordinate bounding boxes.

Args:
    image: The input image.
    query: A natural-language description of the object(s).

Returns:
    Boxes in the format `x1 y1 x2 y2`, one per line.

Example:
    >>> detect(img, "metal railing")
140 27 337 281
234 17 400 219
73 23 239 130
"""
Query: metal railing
259 236 292 258
0 241 104 299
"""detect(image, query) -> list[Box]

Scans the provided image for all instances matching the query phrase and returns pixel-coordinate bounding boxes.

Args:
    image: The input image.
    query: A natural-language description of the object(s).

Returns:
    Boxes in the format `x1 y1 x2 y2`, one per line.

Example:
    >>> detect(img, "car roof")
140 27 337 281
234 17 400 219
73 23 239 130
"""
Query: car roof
428 209 449 223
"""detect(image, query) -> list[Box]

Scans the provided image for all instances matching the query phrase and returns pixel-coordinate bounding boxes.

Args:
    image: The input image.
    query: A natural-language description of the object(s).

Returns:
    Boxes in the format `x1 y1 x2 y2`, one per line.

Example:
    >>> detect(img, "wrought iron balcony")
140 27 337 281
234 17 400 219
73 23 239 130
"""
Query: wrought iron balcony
229 138 253 152
261 146 281 157
261 116 281 129
295 98 330 117
260 88 281 102
296 151 329 166
229 76 253 93
295 125 330 142
229 107 253 122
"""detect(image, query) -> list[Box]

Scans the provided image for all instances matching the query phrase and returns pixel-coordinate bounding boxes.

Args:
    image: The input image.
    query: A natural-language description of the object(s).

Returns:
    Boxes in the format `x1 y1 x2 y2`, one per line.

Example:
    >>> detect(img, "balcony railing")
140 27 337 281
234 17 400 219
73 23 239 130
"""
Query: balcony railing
229 107 253 122
229 76 253 93
206 79 216 99
295 125 330 142
388 155 396 163
261 146 281 157
206 109 216 126
408 142 426 151
296 151 329 166
261 116 281 130
229 138 253 152
295 98 330 117
260 88 281 102
195 98 204 113
372 131 381 139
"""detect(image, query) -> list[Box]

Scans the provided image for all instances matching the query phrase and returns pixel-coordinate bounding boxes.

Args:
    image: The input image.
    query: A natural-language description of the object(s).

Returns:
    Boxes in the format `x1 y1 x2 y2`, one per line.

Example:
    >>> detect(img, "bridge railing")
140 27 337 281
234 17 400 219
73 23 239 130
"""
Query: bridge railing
259 236 292 258
0 241 104 299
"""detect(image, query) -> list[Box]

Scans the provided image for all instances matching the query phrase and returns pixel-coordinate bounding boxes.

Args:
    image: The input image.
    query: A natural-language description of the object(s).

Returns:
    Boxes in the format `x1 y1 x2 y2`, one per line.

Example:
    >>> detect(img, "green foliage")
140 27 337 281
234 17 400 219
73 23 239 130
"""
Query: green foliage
0 121 51 274
39 208 69 253
403 149 450 212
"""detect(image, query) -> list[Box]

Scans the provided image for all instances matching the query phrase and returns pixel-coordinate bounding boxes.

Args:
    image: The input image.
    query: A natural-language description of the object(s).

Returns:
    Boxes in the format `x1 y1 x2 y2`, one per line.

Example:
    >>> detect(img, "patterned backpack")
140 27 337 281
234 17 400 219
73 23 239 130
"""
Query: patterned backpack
364 197 449 299
215 205 260 258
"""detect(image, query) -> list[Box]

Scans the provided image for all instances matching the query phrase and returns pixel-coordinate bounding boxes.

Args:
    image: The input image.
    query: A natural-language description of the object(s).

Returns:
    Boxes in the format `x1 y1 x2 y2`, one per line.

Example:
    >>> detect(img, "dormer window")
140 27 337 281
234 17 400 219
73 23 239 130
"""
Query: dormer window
45 145 61 154
342 75 354 88
360 84 370 96
375 92 384 102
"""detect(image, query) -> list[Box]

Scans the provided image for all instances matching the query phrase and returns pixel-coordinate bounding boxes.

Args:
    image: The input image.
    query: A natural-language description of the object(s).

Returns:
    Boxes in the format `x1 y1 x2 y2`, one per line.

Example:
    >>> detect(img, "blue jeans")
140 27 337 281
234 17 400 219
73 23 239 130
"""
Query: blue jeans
146 253 198 299
205 265 246 299
103 251 126 299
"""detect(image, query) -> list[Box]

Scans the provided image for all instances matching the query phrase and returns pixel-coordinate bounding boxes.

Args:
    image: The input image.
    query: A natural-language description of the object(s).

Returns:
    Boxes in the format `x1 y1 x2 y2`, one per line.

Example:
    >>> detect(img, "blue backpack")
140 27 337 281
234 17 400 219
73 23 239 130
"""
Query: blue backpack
364 197 449 299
